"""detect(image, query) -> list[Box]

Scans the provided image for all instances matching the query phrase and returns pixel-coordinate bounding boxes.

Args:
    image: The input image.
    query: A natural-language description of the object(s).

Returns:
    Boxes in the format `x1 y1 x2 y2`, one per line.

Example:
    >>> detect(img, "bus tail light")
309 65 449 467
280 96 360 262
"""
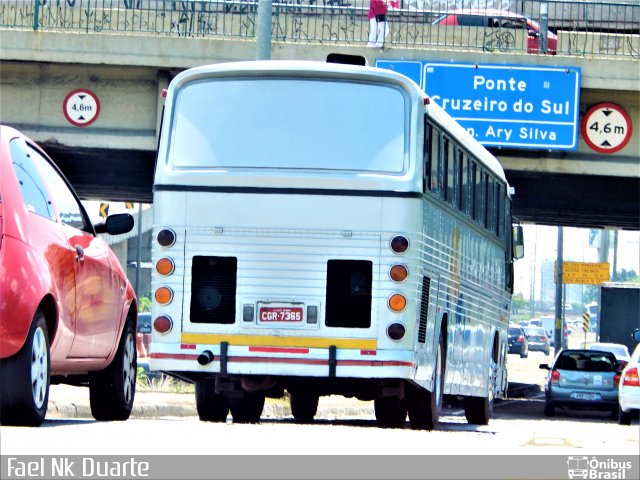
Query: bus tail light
155 287 174 305
390 235 409 254
157 229 176 247
389 264 408 282
156 257 175 276
387 323 406 340
388 294 406 312
154 315 173 334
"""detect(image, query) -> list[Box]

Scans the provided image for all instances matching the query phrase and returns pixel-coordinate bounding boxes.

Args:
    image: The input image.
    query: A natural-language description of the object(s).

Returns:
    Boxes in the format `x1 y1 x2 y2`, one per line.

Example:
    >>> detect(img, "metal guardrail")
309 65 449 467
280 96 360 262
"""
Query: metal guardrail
0 0 638 57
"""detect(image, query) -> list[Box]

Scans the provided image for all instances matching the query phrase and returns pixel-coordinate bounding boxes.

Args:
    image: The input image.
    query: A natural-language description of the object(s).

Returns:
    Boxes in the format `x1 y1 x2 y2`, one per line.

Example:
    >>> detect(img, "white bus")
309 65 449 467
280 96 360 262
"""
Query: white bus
149 59 524 429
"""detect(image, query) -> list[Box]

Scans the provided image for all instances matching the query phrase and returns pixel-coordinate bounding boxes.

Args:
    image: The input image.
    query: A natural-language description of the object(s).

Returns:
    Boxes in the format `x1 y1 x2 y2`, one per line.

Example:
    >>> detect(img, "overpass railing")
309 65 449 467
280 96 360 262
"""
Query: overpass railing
0 0 638 57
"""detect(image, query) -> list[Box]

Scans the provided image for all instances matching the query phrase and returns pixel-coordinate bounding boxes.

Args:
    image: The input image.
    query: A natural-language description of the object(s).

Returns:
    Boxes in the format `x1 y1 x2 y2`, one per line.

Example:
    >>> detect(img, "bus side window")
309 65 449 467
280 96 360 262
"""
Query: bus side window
486 175 495 232
445 137 455 204
430 126 441 194
460 151 470 215
496 183 505 238
423 118 432 193
473 163 483 224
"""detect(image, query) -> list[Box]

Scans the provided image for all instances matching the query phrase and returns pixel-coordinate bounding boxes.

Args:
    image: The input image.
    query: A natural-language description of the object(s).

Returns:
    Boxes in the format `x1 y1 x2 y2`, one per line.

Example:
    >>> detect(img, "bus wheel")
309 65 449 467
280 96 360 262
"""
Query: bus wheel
464 359 496 425
407 332 443 430
463 395 491 425
374 396 407 428
230 392 265 423
195 380 229 422
290 393 319 421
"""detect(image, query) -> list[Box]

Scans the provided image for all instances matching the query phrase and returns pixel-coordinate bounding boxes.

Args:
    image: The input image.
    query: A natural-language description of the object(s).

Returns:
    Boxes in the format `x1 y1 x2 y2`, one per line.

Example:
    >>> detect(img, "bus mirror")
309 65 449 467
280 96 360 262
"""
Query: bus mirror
512 225 524 259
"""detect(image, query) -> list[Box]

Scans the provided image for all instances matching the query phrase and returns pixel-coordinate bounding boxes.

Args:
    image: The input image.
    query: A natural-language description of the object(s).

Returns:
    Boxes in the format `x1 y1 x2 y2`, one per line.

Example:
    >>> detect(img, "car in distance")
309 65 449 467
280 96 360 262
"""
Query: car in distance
508 325 529 358
432 9 558 55
587 342 631 364
523 326 551 356
0 125 138 426
618 330 640 425
540 349 621 418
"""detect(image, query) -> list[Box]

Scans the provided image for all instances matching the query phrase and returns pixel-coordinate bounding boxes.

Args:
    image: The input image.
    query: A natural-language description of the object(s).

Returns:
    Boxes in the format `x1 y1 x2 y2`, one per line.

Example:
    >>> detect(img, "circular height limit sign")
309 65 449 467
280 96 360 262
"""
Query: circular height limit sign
581 103 632 154
63 89 100 127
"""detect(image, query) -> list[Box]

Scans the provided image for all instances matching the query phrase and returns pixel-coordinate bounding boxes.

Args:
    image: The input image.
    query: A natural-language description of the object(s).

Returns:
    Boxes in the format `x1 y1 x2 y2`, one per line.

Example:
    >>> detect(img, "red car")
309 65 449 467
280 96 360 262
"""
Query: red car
0 125 138 426
433 9 558 55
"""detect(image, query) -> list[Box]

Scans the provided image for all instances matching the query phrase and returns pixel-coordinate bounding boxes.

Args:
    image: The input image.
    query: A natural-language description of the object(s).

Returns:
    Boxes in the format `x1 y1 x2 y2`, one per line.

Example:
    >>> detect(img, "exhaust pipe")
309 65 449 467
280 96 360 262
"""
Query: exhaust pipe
197 350 214 365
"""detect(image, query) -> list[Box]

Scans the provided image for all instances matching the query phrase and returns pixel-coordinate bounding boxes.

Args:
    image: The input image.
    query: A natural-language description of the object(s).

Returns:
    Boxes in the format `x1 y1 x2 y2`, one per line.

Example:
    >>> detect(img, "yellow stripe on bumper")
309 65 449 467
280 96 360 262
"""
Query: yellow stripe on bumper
181 333 377 350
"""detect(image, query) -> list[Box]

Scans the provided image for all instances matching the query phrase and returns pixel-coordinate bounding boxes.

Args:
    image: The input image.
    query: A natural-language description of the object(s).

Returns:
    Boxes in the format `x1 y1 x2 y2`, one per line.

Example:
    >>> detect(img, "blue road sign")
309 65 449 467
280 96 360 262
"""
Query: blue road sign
376 61 581 150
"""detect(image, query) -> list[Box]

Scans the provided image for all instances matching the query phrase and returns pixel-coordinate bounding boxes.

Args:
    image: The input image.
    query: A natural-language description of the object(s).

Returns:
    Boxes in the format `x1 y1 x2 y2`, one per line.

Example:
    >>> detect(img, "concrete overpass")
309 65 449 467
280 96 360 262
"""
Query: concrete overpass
1 3 638 229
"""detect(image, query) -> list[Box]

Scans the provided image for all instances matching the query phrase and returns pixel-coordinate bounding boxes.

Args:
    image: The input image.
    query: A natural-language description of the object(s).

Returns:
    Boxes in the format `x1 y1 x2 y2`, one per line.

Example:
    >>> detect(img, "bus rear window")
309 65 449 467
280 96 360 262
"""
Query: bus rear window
168 77 406 173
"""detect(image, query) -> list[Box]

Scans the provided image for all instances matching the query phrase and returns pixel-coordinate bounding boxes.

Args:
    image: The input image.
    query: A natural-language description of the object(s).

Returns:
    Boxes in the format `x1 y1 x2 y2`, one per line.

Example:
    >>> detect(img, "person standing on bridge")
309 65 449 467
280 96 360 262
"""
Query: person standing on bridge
368 0 399 48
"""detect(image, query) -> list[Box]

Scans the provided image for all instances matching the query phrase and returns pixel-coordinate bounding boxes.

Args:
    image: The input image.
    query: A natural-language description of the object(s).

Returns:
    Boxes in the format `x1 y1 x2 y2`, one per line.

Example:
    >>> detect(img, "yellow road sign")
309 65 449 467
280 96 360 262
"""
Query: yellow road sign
125 202 134 210
556 261 610 285
583 312 590 332
99 203 109 219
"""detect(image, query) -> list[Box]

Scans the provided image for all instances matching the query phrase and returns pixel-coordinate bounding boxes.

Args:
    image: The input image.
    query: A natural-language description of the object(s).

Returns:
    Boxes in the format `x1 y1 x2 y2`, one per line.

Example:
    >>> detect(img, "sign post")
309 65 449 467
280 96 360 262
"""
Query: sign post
583 312 590 344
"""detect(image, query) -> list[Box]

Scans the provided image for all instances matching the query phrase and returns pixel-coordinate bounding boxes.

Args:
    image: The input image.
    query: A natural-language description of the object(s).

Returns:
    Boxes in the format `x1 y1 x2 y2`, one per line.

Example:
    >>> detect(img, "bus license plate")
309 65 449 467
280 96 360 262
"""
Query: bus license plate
259 306 303 322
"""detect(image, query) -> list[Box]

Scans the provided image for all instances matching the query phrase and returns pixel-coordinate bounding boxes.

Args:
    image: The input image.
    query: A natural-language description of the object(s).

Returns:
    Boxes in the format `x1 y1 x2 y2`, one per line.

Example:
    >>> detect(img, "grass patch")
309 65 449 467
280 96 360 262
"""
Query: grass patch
136 367 194 394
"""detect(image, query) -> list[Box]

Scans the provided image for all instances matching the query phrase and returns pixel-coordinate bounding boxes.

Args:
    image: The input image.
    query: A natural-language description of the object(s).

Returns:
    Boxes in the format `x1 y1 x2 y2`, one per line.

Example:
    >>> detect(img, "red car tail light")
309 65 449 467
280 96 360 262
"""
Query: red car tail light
550 370 561 384
517 335 524 342
622 367 640 387
540 336 548 342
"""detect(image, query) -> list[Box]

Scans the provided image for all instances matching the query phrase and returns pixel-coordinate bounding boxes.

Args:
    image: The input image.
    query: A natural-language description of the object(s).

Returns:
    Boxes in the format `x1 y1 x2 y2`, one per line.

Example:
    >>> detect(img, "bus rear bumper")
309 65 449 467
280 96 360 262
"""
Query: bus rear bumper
149 344 417 380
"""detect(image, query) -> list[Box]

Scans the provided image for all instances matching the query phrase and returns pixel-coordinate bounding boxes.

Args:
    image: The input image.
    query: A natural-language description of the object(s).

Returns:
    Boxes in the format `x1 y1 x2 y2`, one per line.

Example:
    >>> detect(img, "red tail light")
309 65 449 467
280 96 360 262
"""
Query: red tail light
540 336 548 342
622 367 640 387
517 335 524 342
550 370 561 384
614 373 621 387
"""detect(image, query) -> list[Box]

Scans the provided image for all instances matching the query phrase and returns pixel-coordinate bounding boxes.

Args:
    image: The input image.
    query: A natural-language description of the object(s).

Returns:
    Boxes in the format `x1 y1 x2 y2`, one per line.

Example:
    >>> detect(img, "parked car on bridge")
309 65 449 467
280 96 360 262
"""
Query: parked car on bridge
432 9 558 55
508 325 529 358
0 125 138 426
540 349 622 418
618 330 640 425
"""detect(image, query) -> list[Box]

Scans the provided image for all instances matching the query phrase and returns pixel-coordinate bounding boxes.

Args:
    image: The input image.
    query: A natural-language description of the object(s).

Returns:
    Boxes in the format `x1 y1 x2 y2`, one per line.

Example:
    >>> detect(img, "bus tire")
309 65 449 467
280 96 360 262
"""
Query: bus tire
290 393 319 421
195 380 229 422
374 396 407 428
0 310 50 427
407 332 444 430
463 395 491 425
230 392 265 423
89 320 136 421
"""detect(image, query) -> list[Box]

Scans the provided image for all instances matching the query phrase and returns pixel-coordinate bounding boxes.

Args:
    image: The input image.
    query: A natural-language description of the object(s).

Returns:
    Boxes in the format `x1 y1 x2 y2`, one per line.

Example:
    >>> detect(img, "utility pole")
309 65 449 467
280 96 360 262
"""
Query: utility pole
554 227 564 350
256 0 273 60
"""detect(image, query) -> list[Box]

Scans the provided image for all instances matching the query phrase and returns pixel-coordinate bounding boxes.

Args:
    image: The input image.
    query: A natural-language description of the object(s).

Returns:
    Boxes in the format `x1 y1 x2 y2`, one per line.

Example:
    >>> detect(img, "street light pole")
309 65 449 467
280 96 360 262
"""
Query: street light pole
256 0 273 60
554 227 564 350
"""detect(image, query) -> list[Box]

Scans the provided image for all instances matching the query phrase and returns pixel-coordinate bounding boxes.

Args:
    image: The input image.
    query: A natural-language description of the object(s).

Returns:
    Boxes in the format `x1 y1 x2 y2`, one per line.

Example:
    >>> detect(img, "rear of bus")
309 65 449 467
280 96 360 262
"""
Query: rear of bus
149 61 430 422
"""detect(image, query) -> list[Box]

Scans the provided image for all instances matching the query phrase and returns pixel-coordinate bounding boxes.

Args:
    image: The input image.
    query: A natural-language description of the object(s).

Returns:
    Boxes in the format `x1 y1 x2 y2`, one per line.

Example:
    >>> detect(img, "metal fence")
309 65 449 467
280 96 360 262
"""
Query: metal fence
0 0 638 57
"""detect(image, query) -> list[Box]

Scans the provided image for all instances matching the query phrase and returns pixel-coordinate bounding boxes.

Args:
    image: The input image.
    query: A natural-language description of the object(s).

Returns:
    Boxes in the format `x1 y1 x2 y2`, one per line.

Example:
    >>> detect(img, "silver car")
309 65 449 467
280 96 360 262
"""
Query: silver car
540 349 621 418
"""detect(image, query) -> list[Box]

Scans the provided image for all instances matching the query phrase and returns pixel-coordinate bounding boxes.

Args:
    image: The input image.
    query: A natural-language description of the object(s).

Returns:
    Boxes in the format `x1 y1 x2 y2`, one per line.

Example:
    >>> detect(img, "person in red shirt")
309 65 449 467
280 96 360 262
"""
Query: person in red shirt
368 0 399 48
